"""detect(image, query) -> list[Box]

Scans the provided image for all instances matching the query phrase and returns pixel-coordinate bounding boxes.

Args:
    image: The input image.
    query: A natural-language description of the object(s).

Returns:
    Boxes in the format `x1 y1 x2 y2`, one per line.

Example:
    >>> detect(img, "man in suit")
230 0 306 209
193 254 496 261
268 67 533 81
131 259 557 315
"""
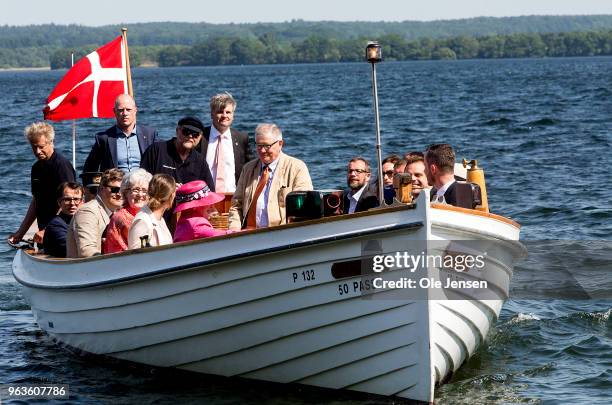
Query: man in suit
424 143 458 205
83 94 157 173
343 157 379 214
66 168 124 258
43 182 83 257
198 92 251 193
228 123 312 230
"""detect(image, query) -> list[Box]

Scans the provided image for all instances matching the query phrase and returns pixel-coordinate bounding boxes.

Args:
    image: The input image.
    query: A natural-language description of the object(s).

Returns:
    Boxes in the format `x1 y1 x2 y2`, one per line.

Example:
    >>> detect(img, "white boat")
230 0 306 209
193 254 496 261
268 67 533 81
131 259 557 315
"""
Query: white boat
12 190 523 403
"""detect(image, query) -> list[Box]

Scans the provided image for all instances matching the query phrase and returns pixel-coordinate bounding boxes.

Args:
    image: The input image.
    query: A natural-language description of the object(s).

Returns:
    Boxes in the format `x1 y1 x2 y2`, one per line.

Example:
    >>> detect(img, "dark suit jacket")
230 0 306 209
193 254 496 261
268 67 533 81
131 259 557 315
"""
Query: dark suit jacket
197 126 251 184
343 183 379 214
431 181 458 206
83 124 158 173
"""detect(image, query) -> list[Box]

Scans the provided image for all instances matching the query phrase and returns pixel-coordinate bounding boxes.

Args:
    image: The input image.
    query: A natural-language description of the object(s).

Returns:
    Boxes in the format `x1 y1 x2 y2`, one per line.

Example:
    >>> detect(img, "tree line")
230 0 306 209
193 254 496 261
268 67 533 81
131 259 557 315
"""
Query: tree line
2 28 612 69
41 30 612 69
4 15 612 49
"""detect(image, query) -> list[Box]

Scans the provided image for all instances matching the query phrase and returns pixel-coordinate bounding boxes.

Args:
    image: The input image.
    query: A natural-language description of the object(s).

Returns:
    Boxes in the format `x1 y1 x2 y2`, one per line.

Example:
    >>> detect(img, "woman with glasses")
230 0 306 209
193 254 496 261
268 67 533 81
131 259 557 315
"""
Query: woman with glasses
128 174 176 249
103 168 152 254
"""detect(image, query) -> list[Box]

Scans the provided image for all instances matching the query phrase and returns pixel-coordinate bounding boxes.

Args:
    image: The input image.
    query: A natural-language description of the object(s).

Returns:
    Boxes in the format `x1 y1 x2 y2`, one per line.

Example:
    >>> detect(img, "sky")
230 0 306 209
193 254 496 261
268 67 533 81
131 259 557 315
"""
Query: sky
3 0 612 26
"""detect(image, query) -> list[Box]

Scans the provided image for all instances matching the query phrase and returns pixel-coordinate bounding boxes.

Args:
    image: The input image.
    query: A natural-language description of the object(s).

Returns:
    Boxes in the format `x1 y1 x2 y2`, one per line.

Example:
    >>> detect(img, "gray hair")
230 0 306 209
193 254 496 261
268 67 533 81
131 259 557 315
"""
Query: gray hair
209 92 236 113
25 121 55 143
255 123 283 141
120 168 152 199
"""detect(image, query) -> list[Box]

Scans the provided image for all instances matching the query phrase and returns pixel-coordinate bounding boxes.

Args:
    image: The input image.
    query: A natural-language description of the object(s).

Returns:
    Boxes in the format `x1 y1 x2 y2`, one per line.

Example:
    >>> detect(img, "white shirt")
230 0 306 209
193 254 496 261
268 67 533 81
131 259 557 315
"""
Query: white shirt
128 206 172 249
348 184 367 214
206 126 237 192
256 156 280 228
434 179 456 203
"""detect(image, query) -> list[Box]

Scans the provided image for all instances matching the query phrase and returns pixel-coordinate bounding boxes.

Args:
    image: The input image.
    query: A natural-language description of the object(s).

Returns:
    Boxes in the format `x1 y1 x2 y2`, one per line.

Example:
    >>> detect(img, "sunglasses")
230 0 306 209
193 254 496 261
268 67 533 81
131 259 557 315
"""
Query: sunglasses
106 186 121 194
383 170 395 177
181 127 202 138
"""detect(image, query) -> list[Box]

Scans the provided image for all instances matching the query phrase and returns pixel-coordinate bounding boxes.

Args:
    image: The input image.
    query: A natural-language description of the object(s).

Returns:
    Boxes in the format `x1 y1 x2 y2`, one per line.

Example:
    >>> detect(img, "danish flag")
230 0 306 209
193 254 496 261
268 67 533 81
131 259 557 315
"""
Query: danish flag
43 36 128 121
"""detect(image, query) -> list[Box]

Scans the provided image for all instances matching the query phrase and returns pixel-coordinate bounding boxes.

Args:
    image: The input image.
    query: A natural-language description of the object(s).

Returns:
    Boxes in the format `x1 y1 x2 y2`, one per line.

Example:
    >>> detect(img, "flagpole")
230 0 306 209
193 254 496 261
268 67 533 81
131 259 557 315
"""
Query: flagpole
71 52 76 170
121 28 133 97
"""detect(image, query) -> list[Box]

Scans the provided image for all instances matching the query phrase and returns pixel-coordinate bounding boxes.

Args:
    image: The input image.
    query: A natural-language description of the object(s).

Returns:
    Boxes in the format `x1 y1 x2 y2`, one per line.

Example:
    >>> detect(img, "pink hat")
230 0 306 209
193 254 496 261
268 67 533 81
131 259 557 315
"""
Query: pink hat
174 180 224 213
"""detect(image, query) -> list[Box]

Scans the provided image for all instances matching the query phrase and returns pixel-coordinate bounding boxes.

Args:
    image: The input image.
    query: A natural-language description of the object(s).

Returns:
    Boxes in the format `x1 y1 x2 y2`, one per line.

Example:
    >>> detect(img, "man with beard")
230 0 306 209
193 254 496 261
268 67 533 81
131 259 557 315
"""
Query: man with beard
343 157 379 214
140 116 214 187
43 182 83 257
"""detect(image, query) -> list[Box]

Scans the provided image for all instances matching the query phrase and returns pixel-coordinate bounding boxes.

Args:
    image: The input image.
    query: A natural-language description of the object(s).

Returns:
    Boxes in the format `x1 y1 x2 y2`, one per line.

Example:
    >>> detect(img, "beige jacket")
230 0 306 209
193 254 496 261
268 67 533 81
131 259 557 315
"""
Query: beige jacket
66 197 110 258
228 153 313 230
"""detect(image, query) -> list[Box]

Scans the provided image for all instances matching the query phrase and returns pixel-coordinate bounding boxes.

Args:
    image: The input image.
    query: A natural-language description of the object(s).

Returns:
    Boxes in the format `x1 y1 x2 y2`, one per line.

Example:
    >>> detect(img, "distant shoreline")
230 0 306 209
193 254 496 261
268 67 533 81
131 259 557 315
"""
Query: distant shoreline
0 67 50 72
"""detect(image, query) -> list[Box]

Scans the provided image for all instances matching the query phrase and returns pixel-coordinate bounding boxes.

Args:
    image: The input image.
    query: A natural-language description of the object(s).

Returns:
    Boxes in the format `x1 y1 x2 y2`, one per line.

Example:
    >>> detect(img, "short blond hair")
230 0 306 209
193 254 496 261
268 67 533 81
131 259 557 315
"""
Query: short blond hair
210 92 236 113
25 122 54 144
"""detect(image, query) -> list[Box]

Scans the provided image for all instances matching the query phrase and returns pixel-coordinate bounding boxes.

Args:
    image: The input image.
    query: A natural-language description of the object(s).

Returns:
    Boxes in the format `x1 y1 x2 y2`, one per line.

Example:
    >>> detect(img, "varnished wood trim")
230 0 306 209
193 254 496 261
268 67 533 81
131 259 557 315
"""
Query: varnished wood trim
431 203 520 228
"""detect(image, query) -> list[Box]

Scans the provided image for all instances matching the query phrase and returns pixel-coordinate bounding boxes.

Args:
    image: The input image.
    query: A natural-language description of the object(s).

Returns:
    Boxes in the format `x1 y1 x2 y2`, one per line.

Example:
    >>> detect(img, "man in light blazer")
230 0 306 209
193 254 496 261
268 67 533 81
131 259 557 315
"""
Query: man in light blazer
228 123 312 230
198 92 251 192
66 169 124 258
83 94 157 173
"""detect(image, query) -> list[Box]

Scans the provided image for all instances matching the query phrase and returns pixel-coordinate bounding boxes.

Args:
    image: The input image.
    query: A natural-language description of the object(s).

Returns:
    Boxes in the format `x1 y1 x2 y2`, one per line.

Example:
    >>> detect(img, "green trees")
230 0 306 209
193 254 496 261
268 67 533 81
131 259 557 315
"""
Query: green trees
2 22 612 69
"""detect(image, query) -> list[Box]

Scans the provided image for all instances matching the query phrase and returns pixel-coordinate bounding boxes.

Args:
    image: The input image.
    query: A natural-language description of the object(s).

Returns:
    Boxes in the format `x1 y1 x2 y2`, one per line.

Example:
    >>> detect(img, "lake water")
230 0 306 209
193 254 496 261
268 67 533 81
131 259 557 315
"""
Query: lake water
0 58 610 404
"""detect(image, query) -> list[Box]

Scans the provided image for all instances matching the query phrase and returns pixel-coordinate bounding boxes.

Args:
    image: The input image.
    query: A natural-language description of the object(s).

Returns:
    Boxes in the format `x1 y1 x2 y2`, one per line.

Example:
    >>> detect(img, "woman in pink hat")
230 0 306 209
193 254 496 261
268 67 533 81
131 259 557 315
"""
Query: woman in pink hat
173 180 231 243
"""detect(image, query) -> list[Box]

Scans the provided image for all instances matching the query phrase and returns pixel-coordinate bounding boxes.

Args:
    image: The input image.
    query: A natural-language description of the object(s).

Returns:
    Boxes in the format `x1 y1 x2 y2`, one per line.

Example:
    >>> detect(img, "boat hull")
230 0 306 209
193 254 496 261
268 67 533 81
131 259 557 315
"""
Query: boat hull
13 194 523 403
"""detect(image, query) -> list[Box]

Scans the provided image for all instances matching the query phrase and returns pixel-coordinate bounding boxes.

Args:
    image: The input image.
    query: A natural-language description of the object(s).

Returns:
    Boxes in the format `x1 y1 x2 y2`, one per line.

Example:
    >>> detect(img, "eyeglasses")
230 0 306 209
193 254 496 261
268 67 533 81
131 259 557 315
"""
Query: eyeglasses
60 197 82 203
256 140 280 150
383 170 395 177
129 187 148 195
348 169 369 174
181 127 202 138
106 186 121 194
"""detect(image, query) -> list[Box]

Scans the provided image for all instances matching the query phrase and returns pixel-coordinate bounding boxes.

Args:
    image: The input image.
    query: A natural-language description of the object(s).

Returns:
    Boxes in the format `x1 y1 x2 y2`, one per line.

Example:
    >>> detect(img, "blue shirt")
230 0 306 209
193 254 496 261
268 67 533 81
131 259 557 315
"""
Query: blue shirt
115 126 141 172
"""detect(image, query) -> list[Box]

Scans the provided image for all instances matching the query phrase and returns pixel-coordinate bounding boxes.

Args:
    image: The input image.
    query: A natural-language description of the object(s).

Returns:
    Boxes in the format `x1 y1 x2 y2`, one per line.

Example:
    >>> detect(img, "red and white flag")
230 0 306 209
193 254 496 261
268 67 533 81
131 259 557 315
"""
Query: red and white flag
43 36 128 121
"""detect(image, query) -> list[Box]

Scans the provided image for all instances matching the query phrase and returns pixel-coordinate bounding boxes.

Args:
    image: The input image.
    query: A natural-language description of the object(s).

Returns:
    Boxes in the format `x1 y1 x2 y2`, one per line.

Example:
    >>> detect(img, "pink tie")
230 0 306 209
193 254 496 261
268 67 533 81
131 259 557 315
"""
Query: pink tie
215 135 225 192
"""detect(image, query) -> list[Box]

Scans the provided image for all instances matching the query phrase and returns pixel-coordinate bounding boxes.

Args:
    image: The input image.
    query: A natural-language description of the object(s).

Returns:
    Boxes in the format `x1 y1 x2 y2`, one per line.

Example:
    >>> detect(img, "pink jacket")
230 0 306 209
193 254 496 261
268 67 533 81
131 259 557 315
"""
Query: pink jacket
174 213 229 243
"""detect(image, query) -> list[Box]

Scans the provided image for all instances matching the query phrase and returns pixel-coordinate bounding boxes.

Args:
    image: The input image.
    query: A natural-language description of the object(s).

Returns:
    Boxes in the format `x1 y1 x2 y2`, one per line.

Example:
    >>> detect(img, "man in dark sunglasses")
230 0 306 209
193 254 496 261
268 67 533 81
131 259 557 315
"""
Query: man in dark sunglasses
66 168 124 258
140 116 214 189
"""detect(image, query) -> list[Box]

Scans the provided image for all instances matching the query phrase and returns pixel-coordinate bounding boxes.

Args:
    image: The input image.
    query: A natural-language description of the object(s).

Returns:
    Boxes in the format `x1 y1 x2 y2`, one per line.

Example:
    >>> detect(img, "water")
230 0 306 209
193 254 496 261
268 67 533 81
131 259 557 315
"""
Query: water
1 58 610 404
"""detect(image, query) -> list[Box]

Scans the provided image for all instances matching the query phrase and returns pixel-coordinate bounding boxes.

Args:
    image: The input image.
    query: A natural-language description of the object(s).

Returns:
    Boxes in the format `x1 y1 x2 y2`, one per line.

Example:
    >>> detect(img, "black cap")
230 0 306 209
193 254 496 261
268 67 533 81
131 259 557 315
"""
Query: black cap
178 116 204 133
79 171 102 188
